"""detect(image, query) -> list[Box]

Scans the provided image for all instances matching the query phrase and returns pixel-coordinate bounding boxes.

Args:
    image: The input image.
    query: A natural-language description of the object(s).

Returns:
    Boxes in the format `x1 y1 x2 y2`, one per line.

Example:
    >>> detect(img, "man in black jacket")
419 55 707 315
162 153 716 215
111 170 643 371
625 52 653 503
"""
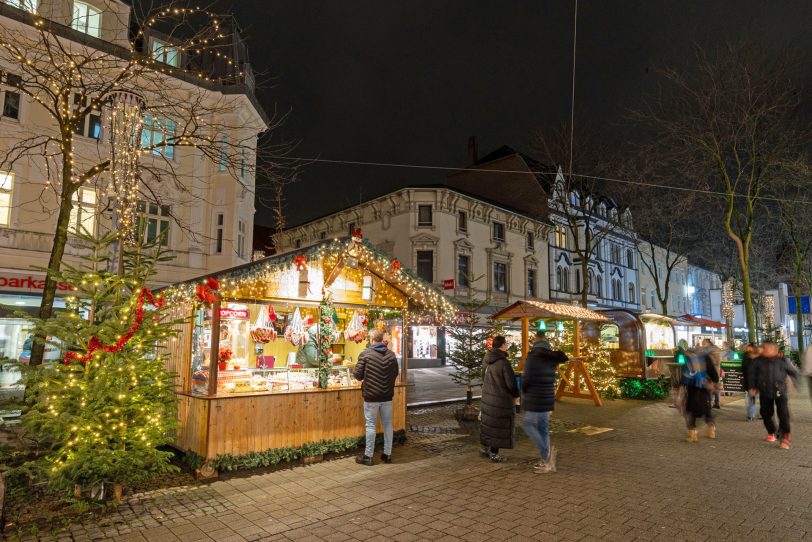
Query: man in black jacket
748 341 800 449
353 328 400 465
521 332 568 473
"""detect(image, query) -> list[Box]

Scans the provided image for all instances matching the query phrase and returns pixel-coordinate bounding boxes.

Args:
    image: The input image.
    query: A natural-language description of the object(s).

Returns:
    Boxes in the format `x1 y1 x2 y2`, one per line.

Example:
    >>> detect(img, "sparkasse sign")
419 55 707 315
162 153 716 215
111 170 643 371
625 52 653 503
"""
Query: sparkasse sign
0 273 73 294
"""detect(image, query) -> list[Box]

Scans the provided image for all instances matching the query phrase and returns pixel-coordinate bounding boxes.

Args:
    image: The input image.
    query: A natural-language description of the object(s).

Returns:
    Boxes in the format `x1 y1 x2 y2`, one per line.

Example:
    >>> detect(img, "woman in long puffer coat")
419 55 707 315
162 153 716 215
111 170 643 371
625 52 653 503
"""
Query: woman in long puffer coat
479 336 520 462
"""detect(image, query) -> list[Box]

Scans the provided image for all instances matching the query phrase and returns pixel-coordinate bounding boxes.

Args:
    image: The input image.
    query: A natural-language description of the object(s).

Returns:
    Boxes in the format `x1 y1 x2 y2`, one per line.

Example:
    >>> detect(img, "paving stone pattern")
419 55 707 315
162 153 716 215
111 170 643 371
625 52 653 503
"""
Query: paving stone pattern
10 387 812 541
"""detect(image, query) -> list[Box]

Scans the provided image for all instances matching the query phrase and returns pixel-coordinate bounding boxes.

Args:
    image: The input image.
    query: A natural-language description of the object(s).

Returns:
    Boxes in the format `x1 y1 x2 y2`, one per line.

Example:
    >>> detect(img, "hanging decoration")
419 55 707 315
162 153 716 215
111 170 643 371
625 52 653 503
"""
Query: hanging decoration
284 308 308 346
250 305 277 343
293 255 307 271
351 228 364 243
390 259 401 274
63 288 163 364
344 310 368 343
195 277 220 306
721 281 734 323
318 293 339 388
762 295 776 330
106 91 145 243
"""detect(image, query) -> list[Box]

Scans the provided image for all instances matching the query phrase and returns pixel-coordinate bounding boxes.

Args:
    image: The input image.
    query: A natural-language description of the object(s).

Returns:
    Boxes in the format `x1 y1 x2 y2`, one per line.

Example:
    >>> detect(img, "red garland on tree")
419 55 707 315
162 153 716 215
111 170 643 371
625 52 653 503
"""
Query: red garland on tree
195 277 220 305
63 288 164 364
293 255 307 271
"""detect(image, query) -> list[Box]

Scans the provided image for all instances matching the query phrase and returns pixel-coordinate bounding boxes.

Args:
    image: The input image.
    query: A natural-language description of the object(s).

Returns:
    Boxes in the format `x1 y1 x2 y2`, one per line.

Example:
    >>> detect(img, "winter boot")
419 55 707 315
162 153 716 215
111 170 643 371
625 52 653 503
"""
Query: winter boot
706 424 716 439
687 429 698 442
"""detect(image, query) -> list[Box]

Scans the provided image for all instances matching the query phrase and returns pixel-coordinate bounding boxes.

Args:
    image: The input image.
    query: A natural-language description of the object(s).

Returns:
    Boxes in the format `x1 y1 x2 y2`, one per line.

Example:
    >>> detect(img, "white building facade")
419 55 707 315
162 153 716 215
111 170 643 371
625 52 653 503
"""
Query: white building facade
272 186 552 366
0 0 266 360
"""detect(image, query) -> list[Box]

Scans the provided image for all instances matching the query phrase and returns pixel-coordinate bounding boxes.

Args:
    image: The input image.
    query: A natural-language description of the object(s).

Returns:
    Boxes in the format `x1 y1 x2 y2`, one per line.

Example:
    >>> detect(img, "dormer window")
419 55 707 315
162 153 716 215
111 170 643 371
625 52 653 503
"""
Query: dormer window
72 1 102 38
4 0 37 13
151 39 180 67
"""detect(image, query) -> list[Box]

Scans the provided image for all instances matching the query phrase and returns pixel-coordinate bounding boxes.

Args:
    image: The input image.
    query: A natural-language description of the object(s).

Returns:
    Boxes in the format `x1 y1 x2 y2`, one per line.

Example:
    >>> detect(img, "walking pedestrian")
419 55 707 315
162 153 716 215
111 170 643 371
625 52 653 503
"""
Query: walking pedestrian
748 341 800 449
803 345 812 404
521 332 568 473
479 336 520 463
681 348 719 442
670 339 689 408
741 343 760 421
702 339 723 409
353 328 400 466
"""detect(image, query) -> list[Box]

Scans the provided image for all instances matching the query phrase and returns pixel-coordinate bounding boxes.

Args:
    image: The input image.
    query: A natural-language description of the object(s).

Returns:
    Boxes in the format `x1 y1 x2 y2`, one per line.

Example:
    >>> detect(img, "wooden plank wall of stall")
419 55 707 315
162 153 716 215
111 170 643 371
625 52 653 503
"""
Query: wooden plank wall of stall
161 301 193 392
178 386 407 459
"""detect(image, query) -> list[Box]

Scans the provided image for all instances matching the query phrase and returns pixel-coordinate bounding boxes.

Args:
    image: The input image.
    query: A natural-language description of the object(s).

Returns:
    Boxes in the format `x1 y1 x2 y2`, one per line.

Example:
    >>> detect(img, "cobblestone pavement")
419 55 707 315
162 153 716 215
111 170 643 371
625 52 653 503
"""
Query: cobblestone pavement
407 367 479 405
9 387 812 542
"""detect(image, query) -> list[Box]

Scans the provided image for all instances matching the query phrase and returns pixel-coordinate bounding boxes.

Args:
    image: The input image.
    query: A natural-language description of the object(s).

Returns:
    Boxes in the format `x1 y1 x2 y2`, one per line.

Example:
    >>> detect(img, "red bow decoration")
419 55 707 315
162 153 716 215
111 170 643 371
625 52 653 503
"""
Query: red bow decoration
390 259 401 273
294 255 307 271
63 288 164 365
352 228 363 240
195 277 220 305
485 337 494 348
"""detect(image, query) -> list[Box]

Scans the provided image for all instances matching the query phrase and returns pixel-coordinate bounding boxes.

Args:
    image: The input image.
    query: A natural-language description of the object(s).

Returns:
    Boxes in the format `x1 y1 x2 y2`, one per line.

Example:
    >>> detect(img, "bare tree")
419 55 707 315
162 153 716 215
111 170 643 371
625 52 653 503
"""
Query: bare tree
632 43 808 343
0 3 282 363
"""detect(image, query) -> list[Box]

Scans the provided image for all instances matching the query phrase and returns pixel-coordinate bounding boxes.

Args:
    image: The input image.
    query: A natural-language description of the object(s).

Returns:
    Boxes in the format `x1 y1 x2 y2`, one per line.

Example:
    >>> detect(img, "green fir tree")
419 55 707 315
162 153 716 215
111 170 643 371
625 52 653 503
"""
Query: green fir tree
318 293 338 388
21 232 180 497
447 278 489 419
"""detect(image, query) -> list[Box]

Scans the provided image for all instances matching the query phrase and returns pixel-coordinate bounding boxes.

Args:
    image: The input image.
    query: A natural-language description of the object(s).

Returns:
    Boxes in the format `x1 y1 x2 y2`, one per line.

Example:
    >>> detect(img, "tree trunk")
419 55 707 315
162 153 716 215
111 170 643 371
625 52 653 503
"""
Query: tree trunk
580 257 588 308
740 259 757 344
30 145 75 365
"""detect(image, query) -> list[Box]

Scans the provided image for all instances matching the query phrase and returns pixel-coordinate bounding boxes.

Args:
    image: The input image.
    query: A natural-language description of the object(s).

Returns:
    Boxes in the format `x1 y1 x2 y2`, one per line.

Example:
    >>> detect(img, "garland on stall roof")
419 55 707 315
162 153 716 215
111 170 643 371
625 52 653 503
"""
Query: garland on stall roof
63 288 164 364
318 293 338 388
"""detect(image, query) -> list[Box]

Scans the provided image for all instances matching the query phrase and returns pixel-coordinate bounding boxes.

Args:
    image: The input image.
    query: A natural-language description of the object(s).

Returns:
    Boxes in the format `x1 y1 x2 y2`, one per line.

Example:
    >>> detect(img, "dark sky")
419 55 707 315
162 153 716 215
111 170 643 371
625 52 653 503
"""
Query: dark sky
224 1 812 228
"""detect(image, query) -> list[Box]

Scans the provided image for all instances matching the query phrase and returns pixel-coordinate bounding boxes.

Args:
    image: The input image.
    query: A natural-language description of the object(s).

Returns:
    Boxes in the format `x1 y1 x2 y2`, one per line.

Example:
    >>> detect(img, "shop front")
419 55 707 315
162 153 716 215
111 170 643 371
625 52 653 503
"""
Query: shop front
159 237 455 468
675 314 729 347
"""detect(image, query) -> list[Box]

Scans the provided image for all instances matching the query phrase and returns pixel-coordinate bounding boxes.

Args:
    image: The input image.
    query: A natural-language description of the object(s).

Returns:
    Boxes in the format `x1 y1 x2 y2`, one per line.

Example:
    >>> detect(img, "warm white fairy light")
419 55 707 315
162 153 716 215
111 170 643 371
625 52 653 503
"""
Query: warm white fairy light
106 91 145 242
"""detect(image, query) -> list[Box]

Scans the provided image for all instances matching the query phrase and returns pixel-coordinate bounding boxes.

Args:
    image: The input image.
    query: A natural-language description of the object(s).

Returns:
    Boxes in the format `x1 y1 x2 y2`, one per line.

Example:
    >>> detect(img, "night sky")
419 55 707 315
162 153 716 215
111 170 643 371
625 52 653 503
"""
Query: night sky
224 1 812 228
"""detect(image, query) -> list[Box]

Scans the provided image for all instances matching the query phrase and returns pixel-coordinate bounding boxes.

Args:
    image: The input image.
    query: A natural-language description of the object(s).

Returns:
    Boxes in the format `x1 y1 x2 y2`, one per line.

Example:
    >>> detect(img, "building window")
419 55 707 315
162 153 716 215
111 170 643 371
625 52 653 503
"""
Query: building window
294 239 301 249
641 287 647 308
215 213 224 254
457 210 467 232
651 290 655 308
1 72 21 120
319 231 326 240
527 268 537 297
416 250 434 282
4 0 38 13
556 266 563 291
237 220 246 259
575 268 581 294
493 262 507 293
151 39 179 67
137 201 170 246
72 1 101 38
611 278 623 301
526 232 534 250
610 244 621 264
492 222 505 242
0 171 13 226
73 94 101 139
626 249 634 269
554 225 567 248
628 283 636 304
457 254 470 287
69 187 96 235
240 148 246 178
588 269 596 295
141 114 175 158
596 275 603 298
219 135 229 171
417 205 433 226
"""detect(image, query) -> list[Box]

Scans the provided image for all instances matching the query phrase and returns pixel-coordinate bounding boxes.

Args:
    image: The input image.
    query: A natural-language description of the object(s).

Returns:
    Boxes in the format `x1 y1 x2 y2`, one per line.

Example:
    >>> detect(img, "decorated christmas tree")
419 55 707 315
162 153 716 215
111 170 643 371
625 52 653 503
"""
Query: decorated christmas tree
551 322 620 398
447 280 489 420
21 232 179 500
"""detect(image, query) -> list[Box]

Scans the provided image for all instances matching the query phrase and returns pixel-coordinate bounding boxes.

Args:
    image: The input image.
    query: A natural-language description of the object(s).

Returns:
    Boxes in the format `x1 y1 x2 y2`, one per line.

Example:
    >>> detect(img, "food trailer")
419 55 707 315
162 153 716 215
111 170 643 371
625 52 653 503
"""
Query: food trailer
159 236 455 469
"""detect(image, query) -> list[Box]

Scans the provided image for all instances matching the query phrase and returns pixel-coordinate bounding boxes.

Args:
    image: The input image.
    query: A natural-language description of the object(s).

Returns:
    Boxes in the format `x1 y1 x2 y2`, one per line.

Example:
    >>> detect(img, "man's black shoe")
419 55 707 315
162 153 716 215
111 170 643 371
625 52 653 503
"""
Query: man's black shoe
381 453 392 464
355 455 373 466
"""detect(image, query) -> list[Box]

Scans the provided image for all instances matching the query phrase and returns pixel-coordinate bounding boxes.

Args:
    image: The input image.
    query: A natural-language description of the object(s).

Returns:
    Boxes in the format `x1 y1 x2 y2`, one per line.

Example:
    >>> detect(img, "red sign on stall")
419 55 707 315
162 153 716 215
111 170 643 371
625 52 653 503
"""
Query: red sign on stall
443 279 455 290
219 308 249 319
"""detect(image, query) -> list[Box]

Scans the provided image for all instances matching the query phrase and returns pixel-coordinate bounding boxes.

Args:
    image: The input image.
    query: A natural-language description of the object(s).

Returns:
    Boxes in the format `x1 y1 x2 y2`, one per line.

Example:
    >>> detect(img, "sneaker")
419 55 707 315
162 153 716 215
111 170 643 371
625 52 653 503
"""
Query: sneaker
381 453 392 464
479 446 490 458
712 403 721 409
746 417 754 422
489 453 508 463
355 455 373 466
533 462 553 474
547 446 558 472
764 434 777 443
780 439 791 450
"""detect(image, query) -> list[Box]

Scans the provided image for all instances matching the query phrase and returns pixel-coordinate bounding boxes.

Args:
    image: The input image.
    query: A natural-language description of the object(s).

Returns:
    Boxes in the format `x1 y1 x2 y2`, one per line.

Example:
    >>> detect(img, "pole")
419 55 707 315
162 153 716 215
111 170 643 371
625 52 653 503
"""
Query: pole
574 320 581 358
208 297 221 397
519 317 529 371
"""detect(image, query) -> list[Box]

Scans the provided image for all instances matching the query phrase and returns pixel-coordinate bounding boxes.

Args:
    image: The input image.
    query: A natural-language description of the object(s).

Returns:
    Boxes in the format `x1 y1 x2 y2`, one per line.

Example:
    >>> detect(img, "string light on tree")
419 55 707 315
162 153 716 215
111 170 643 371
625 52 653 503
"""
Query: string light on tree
106 91 145 242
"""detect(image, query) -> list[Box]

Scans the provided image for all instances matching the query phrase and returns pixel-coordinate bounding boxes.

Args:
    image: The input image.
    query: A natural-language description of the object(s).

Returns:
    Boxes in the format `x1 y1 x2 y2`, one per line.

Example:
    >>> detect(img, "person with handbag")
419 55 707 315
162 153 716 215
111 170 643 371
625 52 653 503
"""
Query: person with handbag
681 348 720 442
479 336 520 463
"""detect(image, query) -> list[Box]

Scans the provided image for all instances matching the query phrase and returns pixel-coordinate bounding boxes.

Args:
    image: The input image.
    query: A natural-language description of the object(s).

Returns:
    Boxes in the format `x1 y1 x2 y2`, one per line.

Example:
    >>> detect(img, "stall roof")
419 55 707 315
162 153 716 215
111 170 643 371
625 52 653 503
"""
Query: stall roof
491 300 609 322
677 314 729 328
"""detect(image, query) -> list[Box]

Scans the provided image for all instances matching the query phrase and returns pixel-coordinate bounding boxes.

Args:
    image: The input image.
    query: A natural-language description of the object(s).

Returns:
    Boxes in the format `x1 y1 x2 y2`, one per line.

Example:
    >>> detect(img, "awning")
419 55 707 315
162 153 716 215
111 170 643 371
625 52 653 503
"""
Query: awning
492 300 609 322
677 314 729 328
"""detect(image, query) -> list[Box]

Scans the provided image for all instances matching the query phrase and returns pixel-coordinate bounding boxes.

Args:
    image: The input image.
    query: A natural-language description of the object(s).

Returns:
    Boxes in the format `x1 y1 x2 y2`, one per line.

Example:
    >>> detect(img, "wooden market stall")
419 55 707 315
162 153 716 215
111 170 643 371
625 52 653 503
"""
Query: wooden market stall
491 300 609 406
159 236 455 468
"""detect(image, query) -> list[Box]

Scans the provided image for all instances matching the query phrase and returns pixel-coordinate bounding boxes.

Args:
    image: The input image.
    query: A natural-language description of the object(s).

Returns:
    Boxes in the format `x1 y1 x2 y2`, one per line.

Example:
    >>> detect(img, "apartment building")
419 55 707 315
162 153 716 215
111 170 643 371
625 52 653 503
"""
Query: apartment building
0 0 267 359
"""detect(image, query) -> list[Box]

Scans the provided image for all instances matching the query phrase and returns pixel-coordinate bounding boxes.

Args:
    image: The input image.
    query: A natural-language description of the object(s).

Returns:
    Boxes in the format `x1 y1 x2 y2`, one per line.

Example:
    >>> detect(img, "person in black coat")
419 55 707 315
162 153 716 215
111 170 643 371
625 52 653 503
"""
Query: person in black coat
748 341 800 449
479 336 519 463
741 343 760 421
521 332 568 473
681 348 719 442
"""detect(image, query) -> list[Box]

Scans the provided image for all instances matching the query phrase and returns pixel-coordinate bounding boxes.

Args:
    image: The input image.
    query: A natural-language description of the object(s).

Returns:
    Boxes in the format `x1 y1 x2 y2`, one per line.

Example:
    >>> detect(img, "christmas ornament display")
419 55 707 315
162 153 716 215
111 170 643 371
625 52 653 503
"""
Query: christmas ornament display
284 308 308 346
63 287 163 364
344 310 368 343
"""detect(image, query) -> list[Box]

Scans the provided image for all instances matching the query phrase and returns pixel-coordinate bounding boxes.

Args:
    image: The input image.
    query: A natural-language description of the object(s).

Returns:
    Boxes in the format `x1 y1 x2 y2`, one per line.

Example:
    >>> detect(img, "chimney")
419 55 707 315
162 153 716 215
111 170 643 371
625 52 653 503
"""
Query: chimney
467 136 478 165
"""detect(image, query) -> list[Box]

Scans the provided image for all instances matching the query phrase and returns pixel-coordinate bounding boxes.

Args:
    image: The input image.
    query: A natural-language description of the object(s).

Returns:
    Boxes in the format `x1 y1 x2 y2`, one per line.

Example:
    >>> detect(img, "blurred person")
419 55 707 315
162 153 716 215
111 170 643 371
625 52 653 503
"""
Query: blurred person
521 332 568 473
702 339 723 409
670 339 689 408
681 347 719 442
741 343 761 421
479 336 520 463
721 341 734 361
748 341 800 449
804 345 812 403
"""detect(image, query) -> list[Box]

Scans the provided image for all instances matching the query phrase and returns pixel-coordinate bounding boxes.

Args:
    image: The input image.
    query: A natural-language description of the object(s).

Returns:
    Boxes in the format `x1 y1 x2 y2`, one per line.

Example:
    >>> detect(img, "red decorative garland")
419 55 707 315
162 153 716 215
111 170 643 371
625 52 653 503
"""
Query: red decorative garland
63 288 164 365
195 277 220 305
294 255 307 271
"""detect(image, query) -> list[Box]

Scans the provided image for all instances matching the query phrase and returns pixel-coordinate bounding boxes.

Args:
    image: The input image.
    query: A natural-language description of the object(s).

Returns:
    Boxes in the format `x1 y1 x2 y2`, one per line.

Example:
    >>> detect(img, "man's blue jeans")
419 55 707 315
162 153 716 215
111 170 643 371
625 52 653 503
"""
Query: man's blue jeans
363 401 393 458
521 410 551 461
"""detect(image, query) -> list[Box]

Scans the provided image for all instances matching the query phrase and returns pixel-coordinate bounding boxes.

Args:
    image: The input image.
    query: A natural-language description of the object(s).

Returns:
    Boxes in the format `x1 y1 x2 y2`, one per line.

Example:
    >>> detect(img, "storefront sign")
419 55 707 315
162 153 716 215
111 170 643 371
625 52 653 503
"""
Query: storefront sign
219 308 249 320
720 361 745 393
443 279 455 290
0 273 72 294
